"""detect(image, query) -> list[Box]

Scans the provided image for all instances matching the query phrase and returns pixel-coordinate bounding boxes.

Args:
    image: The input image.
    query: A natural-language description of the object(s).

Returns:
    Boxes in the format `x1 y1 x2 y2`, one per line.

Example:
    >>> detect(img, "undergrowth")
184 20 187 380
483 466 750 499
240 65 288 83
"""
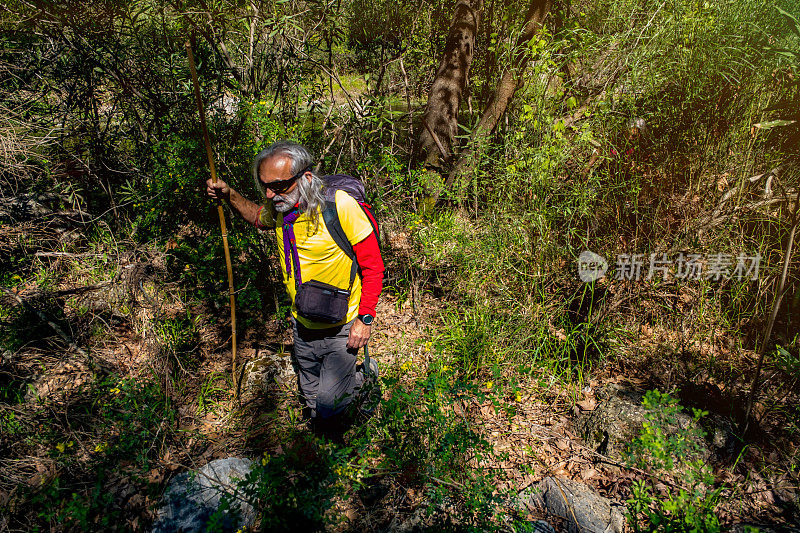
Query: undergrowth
224 370 506 531
626 390 722 533
1 0 799 529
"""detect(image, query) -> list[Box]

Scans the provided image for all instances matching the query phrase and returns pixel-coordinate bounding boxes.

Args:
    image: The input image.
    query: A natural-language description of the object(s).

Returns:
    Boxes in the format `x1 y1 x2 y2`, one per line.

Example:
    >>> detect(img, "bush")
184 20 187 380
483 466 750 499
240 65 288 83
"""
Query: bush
625 390 722 532
226 370 504 530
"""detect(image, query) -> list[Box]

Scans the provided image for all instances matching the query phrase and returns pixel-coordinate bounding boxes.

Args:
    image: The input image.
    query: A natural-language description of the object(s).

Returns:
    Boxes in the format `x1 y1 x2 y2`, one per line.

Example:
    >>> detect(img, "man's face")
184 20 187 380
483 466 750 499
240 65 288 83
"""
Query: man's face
259 156 303 213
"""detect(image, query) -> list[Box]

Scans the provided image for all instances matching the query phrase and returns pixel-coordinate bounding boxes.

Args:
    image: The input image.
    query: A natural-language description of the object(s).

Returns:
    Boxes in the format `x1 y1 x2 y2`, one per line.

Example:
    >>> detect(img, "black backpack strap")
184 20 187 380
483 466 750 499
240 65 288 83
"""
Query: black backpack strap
322 201 359 290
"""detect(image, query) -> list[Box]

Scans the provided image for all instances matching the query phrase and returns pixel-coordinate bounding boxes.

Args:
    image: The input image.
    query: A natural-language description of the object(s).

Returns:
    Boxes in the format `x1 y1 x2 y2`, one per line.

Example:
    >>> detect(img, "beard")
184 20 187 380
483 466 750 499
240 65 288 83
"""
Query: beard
272 186 301 212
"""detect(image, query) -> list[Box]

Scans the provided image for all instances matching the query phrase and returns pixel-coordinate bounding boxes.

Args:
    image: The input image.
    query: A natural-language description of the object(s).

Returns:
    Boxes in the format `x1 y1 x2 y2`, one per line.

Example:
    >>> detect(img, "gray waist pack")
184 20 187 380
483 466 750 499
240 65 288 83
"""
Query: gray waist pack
295 279 350 324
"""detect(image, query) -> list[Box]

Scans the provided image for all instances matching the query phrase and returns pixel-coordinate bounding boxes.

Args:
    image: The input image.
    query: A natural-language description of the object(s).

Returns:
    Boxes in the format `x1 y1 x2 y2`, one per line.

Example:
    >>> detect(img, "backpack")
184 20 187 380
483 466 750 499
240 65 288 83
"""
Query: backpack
321 174 381 287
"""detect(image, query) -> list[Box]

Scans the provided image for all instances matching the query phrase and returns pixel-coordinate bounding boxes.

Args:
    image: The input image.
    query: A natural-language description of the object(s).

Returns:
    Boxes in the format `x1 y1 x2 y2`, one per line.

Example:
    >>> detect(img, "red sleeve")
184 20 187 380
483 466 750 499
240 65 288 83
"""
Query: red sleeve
253 206 266 228
352 231 384 317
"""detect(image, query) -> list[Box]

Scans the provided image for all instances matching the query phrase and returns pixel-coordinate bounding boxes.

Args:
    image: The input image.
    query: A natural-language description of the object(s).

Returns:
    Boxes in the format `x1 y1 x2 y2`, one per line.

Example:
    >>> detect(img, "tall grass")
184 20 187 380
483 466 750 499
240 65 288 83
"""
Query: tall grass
403 0 799 396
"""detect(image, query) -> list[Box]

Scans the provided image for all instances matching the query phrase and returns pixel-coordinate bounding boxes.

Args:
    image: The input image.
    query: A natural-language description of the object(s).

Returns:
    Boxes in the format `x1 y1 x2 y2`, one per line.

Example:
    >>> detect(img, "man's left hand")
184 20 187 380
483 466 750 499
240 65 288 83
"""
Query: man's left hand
347 319 371 349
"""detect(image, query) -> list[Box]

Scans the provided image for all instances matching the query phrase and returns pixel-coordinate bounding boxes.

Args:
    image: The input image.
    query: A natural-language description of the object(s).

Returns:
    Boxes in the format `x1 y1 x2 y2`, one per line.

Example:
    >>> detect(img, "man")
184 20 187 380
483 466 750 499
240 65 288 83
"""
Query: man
206 140 384 427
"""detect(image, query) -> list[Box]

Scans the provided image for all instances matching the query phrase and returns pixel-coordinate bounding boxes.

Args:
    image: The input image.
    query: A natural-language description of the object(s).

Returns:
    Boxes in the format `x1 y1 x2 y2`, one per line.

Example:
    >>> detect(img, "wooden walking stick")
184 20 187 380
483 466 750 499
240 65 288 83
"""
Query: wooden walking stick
185 37 239 399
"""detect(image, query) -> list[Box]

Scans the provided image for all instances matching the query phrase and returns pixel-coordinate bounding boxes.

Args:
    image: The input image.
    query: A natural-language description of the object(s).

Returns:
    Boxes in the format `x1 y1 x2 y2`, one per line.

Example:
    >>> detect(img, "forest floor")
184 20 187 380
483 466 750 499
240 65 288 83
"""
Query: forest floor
1 216 799 531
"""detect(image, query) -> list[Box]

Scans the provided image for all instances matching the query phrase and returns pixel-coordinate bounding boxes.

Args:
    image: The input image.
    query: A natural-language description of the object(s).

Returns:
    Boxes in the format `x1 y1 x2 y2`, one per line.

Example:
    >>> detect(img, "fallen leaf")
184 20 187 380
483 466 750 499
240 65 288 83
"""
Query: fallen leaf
127 494 144 508
147 469 164 484
548 321 568 341
576 397 597 411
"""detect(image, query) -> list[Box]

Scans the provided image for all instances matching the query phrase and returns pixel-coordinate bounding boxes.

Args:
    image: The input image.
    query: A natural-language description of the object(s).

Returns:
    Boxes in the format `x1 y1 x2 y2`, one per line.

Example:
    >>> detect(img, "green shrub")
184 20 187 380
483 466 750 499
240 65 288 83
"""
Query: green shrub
626 390 722 532
226 371 504 530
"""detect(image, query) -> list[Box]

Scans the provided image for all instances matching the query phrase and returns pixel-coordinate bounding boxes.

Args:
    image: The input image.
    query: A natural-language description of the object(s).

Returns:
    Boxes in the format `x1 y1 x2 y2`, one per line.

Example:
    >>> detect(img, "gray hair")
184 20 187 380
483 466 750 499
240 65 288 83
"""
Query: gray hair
253 140 326 229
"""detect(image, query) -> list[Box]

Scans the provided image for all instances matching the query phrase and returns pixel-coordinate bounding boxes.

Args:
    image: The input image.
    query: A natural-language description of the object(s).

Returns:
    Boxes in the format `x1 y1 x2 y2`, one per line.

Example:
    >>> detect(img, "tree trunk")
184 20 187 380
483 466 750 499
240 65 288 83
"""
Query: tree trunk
417 0 483 168
446 0 553 186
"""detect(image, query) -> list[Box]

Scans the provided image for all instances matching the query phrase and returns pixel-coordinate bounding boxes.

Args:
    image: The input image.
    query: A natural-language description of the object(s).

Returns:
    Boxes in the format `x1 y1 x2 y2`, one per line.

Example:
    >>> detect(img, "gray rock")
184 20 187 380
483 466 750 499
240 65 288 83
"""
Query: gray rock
152 458 256 533
0 194 53 222
573 384 715 461
573 384 738 464
572 385 654 460
241 352 294 397
521 477 624 533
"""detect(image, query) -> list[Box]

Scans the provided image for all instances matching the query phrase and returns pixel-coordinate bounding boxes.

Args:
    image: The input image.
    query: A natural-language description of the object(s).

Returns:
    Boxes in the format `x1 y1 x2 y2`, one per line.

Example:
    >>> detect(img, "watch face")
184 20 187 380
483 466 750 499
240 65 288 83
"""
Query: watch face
362 314 374 325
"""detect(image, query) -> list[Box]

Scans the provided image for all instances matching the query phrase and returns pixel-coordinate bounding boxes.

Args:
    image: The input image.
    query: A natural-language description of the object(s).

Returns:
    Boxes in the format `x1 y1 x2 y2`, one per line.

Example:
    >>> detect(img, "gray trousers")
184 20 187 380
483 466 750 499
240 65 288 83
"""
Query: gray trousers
292 318 364 419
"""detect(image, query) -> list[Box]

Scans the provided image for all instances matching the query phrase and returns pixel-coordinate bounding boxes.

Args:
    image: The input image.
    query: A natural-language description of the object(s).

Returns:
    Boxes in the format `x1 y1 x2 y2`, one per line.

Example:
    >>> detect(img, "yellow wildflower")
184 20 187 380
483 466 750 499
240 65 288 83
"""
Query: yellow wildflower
485 381 493 390
55 442 66 453
95 442 108 452
515 391 522 402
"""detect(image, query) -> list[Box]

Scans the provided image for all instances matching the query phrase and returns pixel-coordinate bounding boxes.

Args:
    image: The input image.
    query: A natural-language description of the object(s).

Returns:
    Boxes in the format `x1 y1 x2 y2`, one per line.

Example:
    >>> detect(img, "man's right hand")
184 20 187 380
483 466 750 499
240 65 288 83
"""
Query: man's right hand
206 178 231 201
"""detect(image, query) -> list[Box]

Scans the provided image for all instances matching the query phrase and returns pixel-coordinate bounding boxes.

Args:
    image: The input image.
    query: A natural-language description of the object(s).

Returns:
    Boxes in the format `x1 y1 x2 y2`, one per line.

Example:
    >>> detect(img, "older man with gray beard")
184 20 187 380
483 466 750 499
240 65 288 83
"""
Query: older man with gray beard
206 140 384 432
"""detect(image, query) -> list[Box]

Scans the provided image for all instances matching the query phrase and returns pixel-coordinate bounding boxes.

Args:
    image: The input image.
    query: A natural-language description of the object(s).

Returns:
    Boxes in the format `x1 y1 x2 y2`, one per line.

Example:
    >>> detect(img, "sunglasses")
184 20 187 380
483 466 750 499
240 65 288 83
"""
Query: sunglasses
262 166 311 194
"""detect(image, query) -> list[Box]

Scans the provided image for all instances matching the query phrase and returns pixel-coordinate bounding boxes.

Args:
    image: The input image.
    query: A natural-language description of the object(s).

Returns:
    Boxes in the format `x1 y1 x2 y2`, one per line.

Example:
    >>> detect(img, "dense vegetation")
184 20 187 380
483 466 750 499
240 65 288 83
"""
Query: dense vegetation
1 0 799 530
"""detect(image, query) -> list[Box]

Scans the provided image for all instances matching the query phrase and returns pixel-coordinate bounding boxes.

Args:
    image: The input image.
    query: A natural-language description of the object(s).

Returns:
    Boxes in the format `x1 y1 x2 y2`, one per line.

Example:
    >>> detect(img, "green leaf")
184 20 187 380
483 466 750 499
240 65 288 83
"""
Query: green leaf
772 49 799 62
775 6 800 39
754 119 797 129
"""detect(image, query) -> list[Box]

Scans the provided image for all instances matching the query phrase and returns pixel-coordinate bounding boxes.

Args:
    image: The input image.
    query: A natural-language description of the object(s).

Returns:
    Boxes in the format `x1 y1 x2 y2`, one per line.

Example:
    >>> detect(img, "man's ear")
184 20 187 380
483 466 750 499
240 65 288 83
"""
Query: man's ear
304 172 313 183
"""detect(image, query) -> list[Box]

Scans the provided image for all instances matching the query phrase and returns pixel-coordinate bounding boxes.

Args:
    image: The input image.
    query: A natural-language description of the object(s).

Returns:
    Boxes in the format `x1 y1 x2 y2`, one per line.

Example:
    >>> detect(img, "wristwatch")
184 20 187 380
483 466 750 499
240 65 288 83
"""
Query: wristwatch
358 313 375 326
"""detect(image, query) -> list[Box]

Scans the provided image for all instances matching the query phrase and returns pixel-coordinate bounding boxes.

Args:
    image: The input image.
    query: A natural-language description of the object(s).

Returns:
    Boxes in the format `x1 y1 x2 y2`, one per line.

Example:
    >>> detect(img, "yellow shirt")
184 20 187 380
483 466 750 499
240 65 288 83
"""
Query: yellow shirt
260 190 373 329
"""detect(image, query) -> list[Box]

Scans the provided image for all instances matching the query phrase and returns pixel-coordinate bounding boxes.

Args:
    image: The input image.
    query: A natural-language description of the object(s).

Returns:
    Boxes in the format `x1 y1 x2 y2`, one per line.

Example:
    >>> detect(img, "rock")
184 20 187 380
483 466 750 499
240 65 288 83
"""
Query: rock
152 458 256 533
572 384 738 463
0 194 53 222
571 384 655 460
215 93 240 116
520 477 624 533
241 352 294 397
